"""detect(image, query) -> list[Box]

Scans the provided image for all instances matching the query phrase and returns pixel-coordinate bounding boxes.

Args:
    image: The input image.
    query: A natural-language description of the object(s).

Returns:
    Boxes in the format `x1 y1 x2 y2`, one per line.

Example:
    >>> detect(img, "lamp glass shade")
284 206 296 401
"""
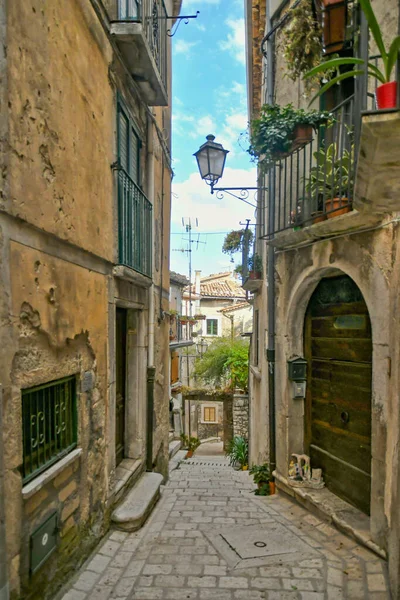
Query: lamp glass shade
194 135 229 185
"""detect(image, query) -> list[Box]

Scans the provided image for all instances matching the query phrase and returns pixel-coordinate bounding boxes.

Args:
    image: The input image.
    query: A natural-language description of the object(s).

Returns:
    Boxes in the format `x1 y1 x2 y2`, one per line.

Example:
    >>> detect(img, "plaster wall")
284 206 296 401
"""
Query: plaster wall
0 0 174 597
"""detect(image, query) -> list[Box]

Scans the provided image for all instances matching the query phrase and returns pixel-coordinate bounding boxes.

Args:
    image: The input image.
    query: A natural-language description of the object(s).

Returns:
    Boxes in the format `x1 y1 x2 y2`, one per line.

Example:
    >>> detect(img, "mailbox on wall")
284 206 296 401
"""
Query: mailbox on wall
287 357 307 399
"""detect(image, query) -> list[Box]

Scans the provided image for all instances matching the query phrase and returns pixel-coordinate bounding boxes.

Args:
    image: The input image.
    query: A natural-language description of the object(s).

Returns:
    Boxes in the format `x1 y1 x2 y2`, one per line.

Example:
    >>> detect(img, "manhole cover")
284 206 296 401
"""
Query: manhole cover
221 523 300 559
204 523 320 569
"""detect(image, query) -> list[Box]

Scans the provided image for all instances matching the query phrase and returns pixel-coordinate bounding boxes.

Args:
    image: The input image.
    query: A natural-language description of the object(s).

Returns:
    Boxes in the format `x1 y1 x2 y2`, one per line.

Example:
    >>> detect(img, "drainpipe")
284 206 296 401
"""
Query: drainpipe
265 0 276 473
146 114 155 471
0 386 9 600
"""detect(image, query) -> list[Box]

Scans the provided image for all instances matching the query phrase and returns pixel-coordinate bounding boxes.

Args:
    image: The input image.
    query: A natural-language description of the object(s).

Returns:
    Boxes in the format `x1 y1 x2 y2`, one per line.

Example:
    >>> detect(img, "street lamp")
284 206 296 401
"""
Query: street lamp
194 135 268 207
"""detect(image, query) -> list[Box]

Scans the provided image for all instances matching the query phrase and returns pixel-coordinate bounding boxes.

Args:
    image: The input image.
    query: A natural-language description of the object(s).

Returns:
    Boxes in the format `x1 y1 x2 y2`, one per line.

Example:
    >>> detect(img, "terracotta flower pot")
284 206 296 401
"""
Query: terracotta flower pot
291 124 313 151
249 271 262 280
320 0 347 55
269 481 276 495
186 450 193 458
325 197 350 218
376 82 398 110
312 211 327 224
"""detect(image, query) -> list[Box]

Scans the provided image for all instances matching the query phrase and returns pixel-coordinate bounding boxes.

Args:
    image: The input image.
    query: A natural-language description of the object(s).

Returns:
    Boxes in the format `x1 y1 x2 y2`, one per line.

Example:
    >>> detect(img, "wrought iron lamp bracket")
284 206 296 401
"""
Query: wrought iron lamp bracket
158 11 200 37
210 184 268 208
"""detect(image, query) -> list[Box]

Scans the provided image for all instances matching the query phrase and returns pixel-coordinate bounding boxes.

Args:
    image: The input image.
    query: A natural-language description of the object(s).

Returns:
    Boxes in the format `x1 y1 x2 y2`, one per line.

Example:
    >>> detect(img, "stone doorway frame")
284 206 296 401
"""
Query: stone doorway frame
274 262 390 550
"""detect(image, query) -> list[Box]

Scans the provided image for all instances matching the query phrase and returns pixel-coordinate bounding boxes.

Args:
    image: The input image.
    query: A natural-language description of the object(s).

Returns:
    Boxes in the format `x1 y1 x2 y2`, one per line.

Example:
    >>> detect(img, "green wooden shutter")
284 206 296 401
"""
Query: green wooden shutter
130 128 139 184
118 107 129 173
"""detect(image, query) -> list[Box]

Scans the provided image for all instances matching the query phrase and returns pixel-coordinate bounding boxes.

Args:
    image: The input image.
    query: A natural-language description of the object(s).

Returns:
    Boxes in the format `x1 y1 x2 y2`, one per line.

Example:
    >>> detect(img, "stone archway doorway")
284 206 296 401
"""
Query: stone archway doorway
304 274 372 515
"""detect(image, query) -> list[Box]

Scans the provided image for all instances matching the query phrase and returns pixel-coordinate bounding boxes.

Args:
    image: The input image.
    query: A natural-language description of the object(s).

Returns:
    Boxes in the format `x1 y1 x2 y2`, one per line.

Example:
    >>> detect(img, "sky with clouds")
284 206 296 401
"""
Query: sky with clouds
170 0 256 279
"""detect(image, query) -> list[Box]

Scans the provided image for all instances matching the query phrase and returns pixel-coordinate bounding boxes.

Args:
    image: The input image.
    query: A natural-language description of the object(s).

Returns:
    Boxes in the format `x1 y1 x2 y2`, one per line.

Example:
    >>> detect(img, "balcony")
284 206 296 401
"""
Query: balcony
110 0 168 106
117 167 152 278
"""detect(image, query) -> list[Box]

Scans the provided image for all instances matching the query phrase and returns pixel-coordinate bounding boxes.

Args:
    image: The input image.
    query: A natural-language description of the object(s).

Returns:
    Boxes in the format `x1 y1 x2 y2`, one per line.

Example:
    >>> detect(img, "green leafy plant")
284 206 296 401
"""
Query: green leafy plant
226 436 248 468
249 463 272 484
193 337 249 391
188 437 201 452
248 253 263 274
248 104 333 166
279 0 323 94
254 482 271 496
222 229 254 256
305 142 354 199
180 433 189 448
304 0 400 104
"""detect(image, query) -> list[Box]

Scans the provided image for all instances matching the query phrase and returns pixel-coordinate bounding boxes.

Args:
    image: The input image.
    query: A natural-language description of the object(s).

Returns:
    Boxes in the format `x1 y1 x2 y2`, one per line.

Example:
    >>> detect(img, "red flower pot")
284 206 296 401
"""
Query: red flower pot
375 82 398 110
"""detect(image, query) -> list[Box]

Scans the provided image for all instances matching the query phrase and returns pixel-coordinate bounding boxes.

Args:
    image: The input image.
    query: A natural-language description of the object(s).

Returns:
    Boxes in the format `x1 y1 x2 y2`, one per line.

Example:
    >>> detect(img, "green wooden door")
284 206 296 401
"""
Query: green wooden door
116 308 127 466
304 276 372 514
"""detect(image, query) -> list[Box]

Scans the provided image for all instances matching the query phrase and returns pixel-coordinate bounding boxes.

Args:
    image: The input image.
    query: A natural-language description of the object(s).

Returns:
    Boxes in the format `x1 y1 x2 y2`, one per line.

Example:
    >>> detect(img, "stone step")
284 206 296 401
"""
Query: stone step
111 472 163 532
169 439 181 459
169 431 175 442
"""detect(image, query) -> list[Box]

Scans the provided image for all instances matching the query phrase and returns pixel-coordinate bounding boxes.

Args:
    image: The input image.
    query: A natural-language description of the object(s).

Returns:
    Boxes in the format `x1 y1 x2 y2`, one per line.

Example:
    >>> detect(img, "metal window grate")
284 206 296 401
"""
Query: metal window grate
118 167 152 277
22 376 77 483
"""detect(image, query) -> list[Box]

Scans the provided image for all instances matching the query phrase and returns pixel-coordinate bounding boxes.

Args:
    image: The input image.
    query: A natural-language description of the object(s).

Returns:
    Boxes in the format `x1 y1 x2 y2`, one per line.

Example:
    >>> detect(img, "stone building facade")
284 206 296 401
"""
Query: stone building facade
245 0 400 597
0 0 181 598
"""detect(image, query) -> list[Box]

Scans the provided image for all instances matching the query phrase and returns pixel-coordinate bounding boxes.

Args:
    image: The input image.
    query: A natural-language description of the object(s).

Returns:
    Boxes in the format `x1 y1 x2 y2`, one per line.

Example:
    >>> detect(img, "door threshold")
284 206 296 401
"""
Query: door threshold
273 471 386 560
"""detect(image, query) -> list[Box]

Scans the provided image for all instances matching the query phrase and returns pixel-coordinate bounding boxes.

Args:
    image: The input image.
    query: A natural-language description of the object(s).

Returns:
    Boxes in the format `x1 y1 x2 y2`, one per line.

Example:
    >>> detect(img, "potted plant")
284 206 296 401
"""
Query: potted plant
180 315 189 324
279 0 323 93
192 332 199 338
248 254 263 279
222 229 254 258
248 104 333 167
226 436 248 470
250 463 276 496
304 0 400 109
186 436 201 458
305 142 353 218
194 314 206 320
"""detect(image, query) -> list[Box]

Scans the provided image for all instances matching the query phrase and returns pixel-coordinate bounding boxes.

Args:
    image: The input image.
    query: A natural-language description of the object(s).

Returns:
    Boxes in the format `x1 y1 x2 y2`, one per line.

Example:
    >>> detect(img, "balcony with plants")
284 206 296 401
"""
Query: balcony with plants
109 0 168 106
253 0 400 245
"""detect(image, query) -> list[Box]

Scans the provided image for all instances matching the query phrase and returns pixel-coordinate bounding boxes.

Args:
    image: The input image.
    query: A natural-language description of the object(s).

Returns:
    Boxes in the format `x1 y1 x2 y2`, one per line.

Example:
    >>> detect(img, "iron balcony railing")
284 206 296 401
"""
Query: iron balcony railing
260 1 398 238
118 167 152 277
117 0 168 91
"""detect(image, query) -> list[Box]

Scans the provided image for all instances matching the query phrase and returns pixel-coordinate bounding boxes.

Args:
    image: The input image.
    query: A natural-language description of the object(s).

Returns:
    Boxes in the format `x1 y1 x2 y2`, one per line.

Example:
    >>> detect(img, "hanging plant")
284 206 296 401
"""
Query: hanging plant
278 0 324 94
222 229 254 257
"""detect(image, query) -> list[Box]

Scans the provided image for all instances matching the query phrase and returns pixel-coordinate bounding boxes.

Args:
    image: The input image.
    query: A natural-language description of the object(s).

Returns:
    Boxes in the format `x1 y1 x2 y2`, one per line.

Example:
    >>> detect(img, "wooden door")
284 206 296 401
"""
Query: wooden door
304 275 372 514
115 308 127 466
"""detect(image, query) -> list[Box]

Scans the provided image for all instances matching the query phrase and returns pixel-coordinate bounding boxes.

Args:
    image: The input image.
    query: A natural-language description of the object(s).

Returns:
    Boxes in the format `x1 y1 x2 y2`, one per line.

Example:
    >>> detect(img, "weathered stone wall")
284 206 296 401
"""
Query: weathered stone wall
0 386 9 600
3 243 109 600
0 0 174 597
233 393 249 439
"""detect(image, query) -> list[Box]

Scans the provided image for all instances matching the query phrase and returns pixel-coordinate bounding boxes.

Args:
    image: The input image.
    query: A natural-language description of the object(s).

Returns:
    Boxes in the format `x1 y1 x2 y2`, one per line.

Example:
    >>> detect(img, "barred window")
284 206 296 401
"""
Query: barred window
22 376 77 483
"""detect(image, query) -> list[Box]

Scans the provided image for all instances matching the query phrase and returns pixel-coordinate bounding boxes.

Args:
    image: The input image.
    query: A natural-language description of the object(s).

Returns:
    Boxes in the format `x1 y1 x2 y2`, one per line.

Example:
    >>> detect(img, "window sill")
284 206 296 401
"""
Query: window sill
113 265 152 288
22 448 82 500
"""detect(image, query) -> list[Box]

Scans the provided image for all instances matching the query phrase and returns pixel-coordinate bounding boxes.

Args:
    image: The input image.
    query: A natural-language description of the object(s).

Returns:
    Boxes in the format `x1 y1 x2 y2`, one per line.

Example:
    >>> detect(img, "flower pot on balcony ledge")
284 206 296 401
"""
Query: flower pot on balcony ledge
325 197 350 218
376 81 398 110
312 211 327 224
249 271 262 280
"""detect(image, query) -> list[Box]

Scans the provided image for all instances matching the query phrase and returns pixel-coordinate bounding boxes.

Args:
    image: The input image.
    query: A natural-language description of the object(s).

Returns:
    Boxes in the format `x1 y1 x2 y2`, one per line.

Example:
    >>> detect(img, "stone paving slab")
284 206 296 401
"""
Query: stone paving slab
57 456 391 600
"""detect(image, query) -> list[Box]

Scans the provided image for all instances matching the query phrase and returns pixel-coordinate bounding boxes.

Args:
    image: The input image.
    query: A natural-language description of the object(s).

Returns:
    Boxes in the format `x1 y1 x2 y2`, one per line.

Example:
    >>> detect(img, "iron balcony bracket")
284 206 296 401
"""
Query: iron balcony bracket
210 185 268 208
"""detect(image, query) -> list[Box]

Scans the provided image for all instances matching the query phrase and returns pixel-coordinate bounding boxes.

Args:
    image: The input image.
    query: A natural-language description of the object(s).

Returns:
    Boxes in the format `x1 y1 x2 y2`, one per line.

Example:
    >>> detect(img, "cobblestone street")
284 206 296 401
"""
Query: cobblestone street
59 455 391 600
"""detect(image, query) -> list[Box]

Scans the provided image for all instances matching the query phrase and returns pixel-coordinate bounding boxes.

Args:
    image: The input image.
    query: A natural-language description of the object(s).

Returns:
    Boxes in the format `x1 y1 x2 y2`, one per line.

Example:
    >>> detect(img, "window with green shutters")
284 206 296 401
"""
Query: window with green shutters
206 319 218 336
118 103 140 184
22 376 77 483
116 100 152 277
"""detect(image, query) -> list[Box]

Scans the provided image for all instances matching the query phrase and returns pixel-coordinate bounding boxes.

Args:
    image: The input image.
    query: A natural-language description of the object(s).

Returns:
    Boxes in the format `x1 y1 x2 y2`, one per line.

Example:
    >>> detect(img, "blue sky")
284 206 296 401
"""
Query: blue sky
170 0 256 278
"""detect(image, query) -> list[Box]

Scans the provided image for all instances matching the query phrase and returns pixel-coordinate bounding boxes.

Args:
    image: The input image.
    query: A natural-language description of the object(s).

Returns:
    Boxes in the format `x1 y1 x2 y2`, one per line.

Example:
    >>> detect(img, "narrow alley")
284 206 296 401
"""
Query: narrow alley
59 450 390 600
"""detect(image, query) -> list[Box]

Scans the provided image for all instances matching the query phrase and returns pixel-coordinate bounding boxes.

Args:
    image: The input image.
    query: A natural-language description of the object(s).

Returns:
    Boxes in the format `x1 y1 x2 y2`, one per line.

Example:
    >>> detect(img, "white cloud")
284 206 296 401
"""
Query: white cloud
173 112 216 139
171 167 257 234
219 18 246 65
174 39 198 55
